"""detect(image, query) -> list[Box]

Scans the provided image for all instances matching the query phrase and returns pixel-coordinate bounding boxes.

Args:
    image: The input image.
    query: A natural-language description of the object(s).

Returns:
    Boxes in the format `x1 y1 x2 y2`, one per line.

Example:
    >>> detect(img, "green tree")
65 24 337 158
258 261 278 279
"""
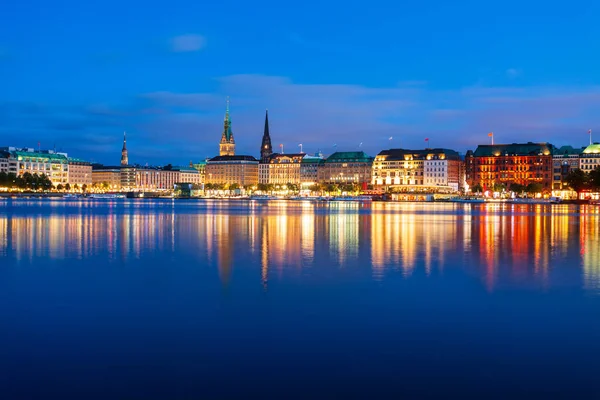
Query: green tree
56 184 64 190
565 169 589 196
492 182 506 192
73 184 79 191
65 183 71 191
471 183 483 193
525 182 543 195
229 183 240 191
82 184 88 192
324 184 337 194
510 183 525 194
102 182 109 190
309 183 321 193
589 166 600 190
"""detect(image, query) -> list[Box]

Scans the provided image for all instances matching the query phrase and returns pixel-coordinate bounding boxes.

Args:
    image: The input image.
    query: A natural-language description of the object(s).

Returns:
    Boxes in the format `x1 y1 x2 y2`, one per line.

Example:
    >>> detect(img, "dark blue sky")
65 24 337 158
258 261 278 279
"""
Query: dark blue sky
2 0 600 165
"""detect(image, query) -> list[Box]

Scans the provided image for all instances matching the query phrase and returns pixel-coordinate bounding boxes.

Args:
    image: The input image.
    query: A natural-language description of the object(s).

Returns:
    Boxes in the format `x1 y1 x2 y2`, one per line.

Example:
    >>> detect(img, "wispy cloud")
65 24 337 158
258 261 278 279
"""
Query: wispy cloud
2 75 600 165
170 34 206 52
506 68 522 79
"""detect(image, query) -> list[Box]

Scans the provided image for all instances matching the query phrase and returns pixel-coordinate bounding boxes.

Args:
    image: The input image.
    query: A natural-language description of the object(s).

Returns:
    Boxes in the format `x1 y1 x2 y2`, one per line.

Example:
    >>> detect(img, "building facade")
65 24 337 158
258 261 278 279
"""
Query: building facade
177 167 202 185
466 142 554 191
92 166 122 189
0 151 9 173
206 155 259 187
580 143 600 173
372 148 461 191
260 153 305 185
68 159 92 186
300 155 325 189
318 151 374 185
4 148 69 185
191 161 207 184
552 146 584 193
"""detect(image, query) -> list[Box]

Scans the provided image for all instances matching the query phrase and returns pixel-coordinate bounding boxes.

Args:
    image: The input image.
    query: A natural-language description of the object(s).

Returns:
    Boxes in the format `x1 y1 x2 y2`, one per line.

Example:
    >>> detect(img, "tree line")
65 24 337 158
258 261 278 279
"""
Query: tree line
0 172 88 191
203 182 362 193
564 167 600 195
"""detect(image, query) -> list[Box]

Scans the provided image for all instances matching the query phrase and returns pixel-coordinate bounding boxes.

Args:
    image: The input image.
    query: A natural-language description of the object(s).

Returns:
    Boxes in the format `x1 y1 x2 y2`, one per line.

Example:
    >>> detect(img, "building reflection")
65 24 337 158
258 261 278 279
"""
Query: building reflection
0 201 599 294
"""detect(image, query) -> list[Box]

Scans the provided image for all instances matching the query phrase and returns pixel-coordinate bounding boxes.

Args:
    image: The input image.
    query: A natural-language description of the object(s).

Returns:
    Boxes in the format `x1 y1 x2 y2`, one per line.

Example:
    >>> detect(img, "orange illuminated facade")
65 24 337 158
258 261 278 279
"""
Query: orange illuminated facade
465 142 555 191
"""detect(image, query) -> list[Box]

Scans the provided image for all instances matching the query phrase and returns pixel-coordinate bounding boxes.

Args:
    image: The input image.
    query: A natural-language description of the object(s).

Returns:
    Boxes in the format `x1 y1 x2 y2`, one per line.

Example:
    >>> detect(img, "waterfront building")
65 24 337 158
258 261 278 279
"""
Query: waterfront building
219 99 235 156
121 132 128 166
580 143 600 173
465 142 554 191
372 148 462 192
67 158 92 186
121 166 137 190
190 160 207 184
2 147 69 185
318 151 374 185
261 153 306 186
300 154 325 189
176 166 202 185
0 151 9 173
552 146 585 197
92 165 122 189
206 156 259 187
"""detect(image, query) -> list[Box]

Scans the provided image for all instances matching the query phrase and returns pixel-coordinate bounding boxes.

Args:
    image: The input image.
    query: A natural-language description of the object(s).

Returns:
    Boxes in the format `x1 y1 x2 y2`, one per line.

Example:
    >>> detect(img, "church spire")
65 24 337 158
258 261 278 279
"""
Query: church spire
120 131 128 166
260 109 273 162
219 97 235 156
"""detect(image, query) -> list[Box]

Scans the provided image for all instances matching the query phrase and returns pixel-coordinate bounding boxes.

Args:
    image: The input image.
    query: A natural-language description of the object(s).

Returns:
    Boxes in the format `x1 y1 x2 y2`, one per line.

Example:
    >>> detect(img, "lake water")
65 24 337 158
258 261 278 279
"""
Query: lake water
1 199 599 398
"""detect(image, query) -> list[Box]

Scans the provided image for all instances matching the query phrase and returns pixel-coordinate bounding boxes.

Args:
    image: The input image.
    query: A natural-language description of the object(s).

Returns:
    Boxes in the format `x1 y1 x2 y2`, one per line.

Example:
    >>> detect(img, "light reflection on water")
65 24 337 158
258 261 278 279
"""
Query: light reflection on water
0 199 599 294
2 198 600 398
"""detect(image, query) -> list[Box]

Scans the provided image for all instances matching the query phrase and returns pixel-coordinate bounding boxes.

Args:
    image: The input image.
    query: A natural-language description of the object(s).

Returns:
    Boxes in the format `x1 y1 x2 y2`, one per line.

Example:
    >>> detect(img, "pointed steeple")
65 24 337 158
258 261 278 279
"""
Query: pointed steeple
260 109 273 162
120 131 128 166
219 97 235 156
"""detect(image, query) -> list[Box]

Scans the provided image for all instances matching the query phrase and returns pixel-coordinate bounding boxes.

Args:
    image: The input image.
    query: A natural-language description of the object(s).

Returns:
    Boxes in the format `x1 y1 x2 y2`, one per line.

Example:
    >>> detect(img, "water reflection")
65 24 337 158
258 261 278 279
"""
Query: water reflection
0 200 599 294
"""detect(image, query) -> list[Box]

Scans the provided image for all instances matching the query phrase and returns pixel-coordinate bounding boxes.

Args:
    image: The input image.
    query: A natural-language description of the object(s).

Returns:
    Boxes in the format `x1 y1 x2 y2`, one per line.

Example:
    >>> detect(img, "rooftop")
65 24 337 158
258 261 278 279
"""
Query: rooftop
208 155 258 162
473 142 555 157
11 150 68 162
583 143 600 154
377 148 461 161
324 151 374 163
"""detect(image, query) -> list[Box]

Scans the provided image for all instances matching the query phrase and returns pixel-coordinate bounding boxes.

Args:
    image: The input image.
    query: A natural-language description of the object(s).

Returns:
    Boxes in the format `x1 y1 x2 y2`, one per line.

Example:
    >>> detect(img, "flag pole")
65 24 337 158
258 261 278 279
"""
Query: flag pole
590 129 593 146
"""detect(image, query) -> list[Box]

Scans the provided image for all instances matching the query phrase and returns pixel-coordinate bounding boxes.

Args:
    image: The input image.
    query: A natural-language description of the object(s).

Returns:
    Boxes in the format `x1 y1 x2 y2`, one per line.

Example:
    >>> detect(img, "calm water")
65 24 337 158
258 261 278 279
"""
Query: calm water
1 199 600 398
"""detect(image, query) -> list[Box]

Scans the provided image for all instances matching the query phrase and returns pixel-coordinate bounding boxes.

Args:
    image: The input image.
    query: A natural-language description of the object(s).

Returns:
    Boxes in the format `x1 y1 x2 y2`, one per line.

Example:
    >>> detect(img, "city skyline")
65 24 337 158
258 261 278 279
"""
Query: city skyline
2 0 600 165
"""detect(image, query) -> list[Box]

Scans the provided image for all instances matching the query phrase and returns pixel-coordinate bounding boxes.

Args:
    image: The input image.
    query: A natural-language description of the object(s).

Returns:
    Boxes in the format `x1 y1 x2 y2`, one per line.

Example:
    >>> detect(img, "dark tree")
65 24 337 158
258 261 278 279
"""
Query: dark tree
564 169 589 195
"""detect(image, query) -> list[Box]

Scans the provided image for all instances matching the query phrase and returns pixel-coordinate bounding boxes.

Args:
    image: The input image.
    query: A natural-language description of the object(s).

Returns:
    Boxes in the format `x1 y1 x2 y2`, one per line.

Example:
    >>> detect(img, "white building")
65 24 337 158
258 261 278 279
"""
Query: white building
580 143 600 172
3 148 69 185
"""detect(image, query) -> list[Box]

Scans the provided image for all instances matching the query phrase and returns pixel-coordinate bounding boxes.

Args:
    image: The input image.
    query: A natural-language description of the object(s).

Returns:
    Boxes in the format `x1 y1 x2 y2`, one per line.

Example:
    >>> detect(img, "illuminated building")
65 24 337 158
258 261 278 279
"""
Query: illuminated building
300 154 325 189
219 98 235 156
206 156 259 186
92 165 122 189
372 148 463 192
552 145 585 198
206 98 258 187
580 143 600 172
260 153 306 185
133 167 201 190
190 160 207 184
3 147 69 185
0 151 9 172
67 158 92 186
318 151 373 185
465 142 555 191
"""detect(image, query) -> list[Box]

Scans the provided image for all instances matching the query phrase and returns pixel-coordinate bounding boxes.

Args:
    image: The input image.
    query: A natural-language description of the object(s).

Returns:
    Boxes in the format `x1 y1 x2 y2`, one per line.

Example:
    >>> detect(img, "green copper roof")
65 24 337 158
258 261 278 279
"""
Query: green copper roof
12 150 68 162
555 145 586 155
473 142 554 157
324 151 374 163
583 143 600 154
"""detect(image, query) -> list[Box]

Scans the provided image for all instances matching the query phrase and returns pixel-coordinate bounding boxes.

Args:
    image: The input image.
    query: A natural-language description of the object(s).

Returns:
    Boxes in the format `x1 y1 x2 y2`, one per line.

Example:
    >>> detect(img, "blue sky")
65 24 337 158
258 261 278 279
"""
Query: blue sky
1 0 600 165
